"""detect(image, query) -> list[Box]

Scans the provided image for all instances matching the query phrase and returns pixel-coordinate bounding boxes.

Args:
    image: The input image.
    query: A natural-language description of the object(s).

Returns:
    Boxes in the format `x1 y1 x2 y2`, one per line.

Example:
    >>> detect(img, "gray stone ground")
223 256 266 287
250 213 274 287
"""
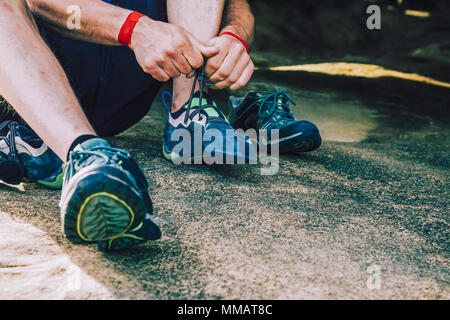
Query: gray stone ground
0 64 449 299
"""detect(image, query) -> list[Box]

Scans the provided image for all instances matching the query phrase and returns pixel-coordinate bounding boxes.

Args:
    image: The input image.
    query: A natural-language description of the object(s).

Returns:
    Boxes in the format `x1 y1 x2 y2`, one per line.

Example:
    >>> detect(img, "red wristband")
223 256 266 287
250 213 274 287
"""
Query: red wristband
219 31 249 53
118 11 145 46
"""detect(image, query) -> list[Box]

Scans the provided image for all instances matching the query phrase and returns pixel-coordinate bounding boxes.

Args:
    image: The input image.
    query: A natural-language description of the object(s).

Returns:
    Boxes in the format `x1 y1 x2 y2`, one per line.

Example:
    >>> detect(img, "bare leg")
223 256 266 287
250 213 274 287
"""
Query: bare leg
168 0 225 112
0 0 95 160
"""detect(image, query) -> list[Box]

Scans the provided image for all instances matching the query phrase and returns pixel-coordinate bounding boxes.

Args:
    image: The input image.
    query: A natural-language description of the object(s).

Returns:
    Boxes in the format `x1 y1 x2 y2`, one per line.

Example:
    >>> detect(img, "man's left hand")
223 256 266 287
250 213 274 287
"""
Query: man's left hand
205 34 254 91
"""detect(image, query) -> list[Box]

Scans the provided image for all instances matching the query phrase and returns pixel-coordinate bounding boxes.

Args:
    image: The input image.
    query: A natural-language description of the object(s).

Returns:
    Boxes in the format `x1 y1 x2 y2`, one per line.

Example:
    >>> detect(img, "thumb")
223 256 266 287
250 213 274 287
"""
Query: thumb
200 44 220 58
189 36 219 58
206 37 219 47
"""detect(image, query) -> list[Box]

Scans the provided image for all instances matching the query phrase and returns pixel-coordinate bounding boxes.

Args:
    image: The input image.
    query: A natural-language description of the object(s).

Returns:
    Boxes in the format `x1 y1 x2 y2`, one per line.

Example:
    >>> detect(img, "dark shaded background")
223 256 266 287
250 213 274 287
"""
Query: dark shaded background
248 0 450 81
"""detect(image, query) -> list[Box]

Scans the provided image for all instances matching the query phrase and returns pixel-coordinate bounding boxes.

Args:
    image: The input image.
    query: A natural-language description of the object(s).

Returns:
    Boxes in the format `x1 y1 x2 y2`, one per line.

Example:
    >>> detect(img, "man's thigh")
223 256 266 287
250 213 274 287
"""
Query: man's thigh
39 0 167 137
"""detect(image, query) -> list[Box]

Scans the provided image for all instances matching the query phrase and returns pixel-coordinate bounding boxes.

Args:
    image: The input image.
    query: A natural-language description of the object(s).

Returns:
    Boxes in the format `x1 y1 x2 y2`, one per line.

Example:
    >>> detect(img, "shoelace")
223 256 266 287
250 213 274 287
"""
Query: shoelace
65 146 130 183
245 89 296 125
0 120 18 157
162 64 228 126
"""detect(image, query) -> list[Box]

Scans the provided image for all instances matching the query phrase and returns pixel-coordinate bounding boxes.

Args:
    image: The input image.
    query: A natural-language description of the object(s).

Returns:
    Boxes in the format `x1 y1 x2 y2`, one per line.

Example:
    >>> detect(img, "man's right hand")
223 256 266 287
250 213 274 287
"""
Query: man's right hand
130 17 219 82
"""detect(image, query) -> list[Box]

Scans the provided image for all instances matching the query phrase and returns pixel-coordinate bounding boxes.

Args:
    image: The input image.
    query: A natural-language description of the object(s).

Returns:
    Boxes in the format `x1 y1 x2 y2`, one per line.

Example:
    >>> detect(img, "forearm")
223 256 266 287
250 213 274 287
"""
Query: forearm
221 0 254 45
26 0 132 45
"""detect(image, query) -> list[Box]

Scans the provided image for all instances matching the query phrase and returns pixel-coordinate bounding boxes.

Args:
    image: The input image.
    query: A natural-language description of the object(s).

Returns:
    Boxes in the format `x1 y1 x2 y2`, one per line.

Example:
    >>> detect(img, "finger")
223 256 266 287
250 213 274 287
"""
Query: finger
205 50 227 77
209 45 245 83
186 70 196 78
144 66 170 82
172 53 193 75
159 60 181 78
206 37 219 47
229 61 254 91
188 34 219 58
171 61 184 78
199 44 220 58
181 44 204 70
213 54 250 89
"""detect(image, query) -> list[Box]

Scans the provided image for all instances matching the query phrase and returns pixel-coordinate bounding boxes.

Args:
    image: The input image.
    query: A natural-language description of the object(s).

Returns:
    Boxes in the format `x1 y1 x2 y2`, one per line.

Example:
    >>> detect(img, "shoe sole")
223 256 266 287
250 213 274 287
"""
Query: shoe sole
35 164 65 190
258 127 322 154
258 135 321 154
60 166 146 244
162 143 202 164
280 131 322 153
162 141 255 164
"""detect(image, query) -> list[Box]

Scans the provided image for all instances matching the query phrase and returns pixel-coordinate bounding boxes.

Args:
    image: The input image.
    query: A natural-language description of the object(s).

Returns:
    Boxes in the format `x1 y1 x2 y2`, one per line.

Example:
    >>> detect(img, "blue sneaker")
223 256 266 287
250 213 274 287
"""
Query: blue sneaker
0 121 63 188
228 89 322 153
60 138 161 249
163 69 256 164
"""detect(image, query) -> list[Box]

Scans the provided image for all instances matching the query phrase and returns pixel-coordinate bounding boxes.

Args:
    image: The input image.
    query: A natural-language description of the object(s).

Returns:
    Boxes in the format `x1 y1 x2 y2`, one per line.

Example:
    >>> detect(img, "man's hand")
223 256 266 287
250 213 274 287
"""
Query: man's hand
130 17 219 82
205 34 254 91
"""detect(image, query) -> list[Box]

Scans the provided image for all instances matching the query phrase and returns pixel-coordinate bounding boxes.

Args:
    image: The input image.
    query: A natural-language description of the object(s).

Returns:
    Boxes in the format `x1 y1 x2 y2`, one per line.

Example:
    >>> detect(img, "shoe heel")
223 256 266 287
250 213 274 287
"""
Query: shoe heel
0 157 24 185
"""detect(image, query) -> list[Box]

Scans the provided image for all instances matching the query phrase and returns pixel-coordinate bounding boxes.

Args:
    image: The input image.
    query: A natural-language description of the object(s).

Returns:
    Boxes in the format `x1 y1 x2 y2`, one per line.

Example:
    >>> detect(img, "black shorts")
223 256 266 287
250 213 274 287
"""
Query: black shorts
39 0 168 136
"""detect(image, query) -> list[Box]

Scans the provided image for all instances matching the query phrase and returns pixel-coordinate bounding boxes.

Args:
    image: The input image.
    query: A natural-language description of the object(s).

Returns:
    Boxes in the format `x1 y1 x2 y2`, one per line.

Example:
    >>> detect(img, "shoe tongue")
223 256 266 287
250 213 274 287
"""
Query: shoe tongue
183 92 219 116
238 91 268 121
175 91 226 121
170 92 216 118
257 92 288 118
187 91 217 107
74 137 111 153
71 138 113 168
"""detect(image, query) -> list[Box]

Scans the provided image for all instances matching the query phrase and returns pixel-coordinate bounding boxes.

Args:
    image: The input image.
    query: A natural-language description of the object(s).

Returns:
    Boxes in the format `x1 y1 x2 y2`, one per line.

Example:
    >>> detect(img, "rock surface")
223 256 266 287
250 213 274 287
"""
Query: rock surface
0 0 449 300
1 64 448 299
